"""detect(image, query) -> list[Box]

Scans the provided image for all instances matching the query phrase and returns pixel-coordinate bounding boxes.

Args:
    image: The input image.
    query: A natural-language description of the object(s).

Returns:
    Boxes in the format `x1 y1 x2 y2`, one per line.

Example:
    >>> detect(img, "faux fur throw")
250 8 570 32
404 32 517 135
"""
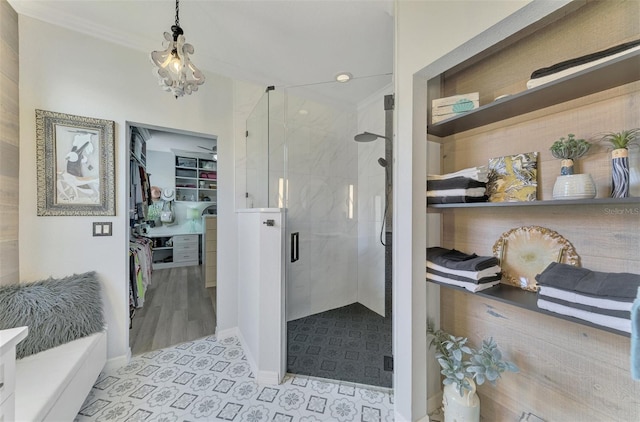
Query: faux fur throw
0 271 105 358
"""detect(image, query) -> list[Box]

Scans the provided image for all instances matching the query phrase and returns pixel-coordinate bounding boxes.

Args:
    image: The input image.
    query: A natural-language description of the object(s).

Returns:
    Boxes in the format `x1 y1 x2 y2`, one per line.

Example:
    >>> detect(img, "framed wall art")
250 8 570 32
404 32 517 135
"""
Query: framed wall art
36 109 115 216
487 152 538 202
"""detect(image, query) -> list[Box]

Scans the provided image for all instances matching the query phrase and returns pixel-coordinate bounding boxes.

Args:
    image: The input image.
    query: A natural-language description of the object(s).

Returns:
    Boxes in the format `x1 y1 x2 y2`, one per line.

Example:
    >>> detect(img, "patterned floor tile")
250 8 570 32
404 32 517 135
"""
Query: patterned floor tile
75 335 394 422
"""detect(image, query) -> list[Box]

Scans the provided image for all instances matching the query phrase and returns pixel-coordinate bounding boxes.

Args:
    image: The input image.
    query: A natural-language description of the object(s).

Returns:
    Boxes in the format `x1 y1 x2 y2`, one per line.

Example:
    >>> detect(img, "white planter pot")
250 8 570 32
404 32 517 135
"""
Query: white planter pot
552 173 596 200
443 379 480 422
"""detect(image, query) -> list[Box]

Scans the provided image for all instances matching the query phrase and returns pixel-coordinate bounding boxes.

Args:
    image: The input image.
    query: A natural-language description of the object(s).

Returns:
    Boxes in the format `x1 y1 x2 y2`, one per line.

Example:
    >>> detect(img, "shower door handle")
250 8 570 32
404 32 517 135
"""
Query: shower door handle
291 232 299 263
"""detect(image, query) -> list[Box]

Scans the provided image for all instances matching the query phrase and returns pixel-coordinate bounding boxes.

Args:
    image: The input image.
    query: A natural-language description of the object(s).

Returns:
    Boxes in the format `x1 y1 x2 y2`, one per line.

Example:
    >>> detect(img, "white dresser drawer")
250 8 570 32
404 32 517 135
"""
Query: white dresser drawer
173 249 198 263
173 242 198 253
173 234 198 246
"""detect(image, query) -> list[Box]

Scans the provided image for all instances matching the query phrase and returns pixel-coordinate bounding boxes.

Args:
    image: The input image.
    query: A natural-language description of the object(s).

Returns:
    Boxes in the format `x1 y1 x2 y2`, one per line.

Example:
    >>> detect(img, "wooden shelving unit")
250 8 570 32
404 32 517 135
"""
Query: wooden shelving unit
427 280 630 337
427 196 640 209
427 50 640 138
425 5 639 342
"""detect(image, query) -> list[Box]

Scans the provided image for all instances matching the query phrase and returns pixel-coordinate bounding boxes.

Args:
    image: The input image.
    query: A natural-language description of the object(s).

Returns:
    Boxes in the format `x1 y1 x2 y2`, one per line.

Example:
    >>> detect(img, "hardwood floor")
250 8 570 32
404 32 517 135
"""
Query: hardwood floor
129 265 216 356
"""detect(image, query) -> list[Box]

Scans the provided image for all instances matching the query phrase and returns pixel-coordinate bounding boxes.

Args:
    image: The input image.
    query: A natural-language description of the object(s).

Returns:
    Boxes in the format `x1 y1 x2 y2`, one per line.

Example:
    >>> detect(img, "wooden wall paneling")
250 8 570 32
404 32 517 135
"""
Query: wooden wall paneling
441 289 639 421
441 83 640 200
444 205 640 272
432 1 640 419
0 0 19 286
442 0 640 107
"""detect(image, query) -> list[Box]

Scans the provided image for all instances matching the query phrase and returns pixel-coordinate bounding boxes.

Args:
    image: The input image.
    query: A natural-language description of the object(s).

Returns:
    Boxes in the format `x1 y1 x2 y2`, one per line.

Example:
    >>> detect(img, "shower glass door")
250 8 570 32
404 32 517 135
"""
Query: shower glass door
243 76 393 387
283 78 393 387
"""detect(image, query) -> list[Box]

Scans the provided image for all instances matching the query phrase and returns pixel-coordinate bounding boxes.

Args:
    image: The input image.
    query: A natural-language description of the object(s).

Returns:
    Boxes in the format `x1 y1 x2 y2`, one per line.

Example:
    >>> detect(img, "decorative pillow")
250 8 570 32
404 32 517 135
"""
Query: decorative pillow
0 271 104 359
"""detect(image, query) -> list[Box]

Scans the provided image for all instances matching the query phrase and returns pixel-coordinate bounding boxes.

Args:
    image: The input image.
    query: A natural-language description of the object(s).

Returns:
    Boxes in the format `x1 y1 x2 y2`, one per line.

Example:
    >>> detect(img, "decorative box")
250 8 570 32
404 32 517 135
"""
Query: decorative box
432 92 479 123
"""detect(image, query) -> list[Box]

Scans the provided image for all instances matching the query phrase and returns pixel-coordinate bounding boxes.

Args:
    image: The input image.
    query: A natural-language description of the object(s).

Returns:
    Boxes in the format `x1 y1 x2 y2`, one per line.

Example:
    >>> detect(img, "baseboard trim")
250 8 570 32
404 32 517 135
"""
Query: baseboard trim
216 326 239 340
428 392 443 414
105 353 129 372
256 370 281 385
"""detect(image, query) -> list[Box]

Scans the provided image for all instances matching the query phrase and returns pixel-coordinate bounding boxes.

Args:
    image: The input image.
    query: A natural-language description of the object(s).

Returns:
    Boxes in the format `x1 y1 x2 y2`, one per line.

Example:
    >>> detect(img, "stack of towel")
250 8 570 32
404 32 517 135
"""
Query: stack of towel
536 262 640 334
427 247 501 292
427 166 489 204
527 39 640 89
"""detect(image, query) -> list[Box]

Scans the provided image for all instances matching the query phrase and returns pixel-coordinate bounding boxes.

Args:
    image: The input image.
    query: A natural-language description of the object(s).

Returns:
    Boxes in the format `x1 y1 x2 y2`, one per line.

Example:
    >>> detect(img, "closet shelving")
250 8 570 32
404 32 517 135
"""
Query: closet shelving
175 155 217 202
426 10 639 338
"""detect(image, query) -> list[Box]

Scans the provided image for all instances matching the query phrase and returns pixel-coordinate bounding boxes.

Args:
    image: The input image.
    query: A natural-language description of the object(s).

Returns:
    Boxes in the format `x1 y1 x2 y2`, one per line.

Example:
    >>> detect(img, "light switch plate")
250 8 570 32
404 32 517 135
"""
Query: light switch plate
93 222 112 236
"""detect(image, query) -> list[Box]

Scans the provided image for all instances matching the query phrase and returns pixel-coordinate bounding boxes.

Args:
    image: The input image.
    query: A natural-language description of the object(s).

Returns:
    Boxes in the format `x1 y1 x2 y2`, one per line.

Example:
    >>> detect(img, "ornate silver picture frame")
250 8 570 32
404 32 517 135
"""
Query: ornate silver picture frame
36 109 115 216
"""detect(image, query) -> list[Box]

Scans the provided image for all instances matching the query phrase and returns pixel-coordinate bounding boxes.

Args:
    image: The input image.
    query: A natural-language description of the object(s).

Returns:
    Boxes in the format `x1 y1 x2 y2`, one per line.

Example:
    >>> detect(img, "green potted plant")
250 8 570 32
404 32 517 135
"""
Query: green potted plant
599 128 640 198
549 134 596 200
428 322 518 422
549 133 591 175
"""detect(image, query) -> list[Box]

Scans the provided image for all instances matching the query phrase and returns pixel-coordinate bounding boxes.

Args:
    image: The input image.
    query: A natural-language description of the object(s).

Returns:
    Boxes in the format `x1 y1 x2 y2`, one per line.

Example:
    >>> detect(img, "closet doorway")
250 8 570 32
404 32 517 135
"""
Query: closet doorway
127 122 218 356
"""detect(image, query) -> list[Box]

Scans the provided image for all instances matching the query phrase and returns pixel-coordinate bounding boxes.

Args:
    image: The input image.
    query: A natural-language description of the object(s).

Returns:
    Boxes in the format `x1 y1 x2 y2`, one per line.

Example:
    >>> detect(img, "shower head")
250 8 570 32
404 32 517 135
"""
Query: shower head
378 157 387 167
354 131 389 142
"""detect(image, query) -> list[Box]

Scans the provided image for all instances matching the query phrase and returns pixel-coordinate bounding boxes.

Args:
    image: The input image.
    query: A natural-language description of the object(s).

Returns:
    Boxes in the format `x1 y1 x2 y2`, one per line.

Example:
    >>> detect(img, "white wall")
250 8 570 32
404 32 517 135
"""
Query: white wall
236 208 285 384
393 1 532 420
17 16 234 362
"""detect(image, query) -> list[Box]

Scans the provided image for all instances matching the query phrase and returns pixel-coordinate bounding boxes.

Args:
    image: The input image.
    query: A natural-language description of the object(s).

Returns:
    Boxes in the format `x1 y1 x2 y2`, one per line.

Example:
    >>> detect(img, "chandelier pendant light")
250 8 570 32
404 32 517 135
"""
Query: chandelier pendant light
150 0 205 98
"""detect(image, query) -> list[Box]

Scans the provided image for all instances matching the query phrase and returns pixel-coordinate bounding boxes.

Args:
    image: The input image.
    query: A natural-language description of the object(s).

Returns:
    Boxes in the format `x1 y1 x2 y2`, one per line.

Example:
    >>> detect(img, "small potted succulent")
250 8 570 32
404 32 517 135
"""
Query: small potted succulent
428 322 518 422
549 134 596 199
549 133 591 175
598 128 640 198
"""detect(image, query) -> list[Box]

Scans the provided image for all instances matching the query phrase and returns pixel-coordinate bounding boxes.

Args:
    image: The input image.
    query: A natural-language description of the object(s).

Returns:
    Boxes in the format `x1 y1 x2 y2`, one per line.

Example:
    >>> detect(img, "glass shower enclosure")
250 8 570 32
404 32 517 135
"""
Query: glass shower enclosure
244 77 392 387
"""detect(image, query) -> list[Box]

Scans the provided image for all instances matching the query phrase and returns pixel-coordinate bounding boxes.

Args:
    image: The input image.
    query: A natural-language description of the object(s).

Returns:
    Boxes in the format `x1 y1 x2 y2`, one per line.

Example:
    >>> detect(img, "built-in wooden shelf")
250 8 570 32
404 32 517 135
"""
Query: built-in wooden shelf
427 50 640 138
427 280 630 337
427 196 640 209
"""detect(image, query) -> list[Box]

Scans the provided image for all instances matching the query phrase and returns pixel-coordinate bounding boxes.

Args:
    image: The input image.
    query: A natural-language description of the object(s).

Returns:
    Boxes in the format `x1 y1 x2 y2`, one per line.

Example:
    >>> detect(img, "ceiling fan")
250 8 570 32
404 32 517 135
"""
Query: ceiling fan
198 145 217 161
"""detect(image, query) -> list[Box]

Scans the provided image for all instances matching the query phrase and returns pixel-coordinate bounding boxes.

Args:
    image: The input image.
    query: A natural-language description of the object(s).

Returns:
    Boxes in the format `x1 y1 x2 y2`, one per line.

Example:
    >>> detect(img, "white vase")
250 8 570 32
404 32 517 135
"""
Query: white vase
552 173 597 200
443 379 480 422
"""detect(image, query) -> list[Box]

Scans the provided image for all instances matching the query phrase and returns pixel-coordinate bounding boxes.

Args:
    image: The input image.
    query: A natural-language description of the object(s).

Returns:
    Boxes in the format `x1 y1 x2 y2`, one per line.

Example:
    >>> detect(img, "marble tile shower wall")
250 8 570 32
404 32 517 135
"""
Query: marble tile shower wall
237 84 388 322
356 93 388 317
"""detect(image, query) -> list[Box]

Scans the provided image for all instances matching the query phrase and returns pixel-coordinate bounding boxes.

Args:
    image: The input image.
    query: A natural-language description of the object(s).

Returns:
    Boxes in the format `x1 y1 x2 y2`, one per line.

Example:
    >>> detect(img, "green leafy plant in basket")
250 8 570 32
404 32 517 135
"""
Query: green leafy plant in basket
427 321 519 397
549 133 591 175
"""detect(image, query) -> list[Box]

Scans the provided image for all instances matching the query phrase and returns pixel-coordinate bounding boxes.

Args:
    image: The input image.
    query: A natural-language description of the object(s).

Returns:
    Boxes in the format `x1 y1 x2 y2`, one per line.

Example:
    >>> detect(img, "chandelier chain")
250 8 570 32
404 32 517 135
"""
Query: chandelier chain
175 0 180 27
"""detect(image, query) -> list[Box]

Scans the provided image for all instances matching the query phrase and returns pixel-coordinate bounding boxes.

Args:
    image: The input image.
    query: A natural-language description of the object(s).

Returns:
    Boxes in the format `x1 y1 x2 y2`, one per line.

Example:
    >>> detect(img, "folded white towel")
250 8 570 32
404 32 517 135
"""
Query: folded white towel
427 166 489 183
427 273 501 293
526 45 640 89
539 286 633 311
537 298 631 333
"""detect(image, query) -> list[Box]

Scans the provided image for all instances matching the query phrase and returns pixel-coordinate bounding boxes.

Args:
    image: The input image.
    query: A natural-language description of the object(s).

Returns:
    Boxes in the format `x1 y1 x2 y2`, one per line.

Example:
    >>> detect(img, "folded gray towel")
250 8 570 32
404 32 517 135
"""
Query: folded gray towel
536 262 640 301
427 247 499 271
427 177 486 191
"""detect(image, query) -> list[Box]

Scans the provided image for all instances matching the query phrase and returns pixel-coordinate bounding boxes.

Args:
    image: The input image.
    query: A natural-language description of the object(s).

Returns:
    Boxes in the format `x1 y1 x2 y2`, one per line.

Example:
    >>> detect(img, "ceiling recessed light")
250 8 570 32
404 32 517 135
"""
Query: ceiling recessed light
298 109 309 115
335 72 352 83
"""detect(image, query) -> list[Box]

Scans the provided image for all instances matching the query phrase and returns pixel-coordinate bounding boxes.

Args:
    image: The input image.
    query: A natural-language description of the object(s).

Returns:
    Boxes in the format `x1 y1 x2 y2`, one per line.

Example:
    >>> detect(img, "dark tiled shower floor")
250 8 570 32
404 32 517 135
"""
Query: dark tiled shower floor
287 302 392 388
